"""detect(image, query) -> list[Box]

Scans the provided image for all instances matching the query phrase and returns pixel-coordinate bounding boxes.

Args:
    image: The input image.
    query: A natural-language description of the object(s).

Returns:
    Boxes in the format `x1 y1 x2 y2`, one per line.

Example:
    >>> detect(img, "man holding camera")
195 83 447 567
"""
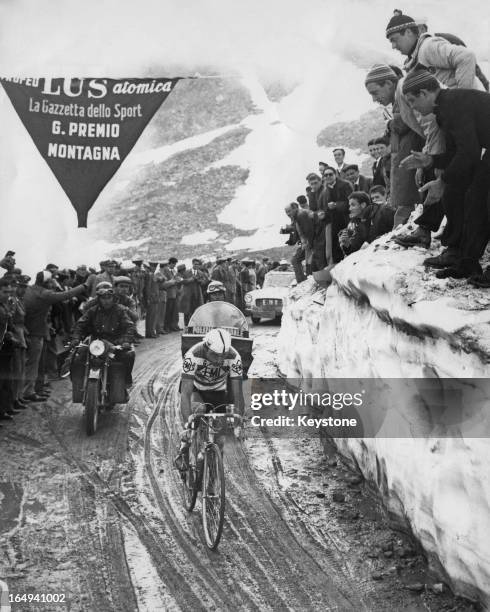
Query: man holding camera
283 202 315 284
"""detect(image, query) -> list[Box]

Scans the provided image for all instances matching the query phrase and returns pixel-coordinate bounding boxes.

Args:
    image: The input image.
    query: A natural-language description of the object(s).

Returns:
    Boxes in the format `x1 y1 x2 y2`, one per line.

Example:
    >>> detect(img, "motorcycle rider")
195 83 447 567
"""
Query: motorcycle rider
206 280 226 302
175 328 244 469
70 284 136 386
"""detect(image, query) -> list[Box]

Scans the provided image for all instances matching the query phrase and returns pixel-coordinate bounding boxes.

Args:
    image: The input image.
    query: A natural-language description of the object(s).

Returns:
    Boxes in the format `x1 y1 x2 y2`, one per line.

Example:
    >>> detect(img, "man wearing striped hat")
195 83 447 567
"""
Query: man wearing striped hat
364 64 425 227
403 69 490 281
385 12 479 90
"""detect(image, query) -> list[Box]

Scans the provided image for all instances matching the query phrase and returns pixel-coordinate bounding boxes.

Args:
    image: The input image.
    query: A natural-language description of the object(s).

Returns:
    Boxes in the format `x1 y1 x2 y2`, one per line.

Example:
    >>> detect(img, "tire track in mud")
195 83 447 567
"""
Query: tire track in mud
146 347 366 611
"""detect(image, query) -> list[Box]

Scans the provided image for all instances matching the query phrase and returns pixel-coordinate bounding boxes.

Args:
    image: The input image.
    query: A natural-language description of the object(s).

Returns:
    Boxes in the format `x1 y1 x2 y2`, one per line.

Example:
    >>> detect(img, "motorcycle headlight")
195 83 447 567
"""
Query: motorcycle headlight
245 293 252 303
89 339 105 356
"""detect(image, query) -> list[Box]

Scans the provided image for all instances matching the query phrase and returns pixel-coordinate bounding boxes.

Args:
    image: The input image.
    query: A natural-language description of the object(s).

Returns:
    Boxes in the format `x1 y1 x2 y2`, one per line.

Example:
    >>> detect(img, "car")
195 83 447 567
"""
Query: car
244 271 296 323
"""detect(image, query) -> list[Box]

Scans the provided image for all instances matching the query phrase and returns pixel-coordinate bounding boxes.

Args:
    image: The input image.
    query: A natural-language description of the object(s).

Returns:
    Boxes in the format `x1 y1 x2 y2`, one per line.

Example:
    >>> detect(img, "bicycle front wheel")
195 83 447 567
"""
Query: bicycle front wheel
202 443 225 550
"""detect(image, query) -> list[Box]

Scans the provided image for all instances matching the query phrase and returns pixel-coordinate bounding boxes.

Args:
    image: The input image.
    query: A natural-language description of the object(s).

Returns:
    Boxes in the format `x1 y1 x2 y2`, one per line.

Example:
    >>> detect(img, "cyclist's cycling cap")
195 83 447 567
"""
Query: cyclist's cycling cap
204 328 231 354
206 280 226 294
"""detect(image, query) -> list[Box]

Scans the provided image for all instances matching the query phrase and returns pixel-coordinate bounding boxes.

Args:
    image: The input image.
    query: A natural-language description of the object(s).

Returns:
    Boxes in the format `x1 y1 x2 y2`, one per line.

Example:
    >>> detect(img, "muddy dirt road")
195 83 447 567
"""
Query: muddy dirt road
0 327 475 611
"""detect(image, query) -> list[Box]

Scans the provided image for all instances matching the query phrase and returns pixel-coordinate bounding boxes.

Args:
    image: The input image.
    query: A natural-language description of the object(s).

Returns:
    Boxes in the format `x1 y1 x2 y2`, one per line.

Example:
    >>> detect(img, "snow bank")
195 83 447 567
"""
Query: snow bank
277 236 490 606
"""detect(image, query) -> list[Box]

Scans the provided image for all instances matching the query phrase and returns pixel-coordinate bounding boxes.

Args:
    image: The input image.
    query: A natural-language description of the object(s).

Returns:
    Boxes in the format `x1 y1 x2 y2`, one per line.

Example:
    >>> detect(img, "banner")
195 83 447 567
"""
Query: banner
0 77 181 227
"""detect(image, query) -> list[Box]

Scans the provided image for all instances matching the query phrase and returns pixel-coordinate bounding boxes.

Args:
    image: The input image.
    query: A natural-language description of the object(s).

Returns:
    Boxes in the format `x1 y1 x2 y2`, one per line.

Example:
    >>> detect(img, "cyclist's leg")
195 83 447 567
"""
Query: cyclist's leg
175 388 204 470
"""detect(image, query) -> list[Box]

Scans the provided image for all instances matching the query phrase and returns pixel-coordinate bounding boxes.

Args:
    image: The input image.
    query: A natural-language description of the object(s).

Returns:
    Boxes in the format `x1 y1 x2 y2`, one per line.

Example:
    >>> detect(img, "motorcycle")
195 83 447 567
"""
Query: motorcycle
69 337 129 436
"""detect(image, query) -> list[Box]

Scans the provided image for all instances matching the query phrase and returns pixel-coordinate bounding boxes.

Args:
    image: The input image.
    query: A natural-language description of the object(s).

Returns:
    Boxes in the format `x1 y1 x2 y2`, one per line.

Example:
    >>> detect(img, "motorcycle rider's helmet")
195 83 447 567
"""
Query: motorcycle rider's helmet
96 281 114 295
206 280 226 295
204 328 231 355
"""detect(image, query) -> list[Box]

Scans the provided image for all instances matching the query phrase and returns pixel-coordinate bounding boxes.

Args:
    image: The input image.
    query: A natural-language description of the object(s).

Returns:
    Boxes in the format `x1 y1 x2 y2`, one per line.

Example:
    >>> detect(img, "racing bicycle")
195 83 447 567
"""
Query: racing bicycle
178 404 242 550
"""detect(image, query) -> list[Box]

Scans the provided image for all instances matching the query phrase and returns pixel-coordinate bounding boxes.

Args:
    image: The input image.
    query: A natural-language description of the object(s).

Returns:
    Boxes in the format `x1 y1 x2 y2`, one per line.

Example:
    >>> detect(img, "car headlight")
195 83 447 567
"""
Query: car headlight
89 339 105 356
245 294 252 303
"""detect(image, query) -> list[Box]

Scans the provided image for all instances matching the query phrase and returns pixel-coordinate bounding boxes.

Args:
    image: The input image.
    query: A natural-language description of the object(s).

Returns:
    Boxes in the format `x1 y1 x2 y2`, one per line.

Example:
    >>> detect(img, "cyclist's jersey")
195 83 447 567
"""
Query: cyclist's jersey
182 341 243 391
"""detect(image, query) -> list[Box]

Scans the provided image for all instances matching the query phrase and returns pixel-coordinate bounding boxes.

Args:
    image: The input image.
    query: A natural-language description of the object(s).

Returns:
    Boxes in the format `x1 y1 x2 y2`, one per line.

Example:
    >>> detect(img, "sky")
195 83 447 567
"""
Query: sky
0 0 489 272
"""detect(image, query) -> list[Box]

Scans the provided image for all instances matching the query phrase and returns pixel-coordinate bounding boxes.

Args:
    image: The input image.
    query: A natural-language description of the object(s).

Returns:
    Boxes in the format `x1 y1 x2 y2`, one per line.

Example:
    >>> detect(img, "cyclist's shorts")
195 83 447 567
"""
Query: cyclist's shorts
193 387 229 412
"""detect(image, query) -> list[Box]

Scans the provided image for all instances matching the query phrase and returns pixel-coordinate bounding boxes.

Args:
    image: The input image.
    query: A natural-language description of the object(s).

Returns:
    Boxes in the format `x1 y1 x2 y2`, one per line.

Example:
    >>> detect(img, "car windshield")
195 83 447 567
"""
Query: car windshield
263 272 295 288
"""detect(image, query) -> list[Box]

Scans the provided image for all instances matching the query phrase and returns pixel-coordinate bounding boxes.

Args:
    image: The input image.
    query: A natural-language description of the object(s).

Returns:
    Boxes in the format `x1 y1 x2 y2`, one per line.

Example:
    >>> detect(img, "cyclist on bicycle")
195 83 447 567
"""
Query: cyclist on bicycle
175 328 244 468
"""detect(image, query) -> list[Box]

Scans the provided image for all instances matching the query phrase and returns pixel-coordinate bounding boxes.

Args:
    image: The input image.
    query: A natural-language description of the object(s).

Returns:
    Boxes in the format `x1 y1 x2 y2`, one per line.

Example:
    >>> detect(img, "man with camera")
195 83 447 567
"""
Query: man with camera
283 202 315 284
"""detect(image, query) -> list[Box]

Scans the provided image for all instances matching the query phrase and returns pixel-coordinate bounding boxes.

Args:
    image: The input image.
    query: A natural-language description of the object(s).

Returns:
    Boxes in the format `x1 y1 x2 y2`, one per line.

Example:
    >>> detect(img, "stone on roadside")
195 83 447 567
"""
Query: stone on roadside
404 582 425 592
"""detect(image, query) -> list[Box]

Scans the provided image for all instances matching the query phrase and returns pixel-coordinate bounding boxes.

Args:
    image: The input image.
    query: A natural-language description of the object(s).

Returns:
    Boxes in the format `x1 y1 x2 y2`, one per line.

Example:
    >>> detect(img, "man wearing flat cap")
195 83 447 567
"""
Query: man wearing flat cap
211 257 227 284
130 257 147 322
86 260 115 297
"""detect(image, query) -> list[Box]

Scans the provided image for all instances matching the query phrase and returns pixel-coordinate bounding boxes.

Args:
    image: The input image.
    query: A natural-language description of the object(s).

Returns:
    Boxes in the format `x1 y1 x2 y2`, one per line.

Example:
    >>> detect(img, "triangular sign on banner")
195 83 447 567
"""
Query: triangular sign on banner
0 77 181 227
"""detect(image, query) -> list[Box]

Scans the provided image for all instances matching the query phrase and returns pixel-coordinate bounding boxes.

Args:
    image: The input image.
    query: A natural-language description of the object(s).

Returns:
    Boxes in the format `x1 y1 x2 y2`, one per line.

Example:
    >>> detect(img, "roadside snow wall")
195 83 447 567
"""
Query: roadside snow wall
277 231 490 607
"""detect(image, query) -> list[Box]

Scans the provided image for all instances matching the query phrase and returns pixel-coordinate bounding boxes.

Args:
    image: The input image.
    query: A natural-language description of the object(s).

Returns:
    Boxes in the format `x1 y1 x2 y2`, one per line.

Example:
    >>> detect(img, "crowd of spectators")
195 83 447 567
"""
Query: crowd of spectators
283 10 490 287
0 251 282 426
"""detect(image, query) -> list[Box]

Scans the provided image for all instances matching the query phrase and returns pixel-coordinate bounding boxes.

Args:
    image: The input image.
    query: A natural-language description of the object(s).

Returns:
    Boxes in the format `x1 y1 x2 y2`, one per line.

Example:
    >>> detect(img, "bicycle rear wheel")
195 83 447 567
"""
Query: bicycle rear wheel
202 443 225 550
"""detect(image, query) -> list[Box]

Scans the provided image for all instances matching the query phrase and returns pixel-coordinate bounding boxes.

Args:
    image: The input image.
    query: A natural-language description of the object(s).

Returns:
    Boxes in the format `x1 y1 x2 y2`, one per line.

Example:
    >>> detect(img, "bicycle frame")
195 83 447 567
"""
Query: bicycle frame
181 404 242 550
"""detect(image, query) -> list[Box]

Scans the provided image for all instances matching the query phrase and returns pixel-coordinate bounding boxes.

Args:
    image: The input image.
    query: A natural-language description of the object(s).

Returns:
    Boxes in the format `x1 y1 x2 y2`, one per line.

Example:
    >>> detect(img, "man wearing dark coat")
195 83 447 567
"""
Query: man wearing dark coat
179 259 205 325
143 262 159 338
284 202 315 283
0 278 17 423
306 173 324 211
402 70 490 280
211 257 227 282
23 271 86 401
338 191 394 256
318 166 354 227
371 137 390 188
71 288 136 386
344 164 372 193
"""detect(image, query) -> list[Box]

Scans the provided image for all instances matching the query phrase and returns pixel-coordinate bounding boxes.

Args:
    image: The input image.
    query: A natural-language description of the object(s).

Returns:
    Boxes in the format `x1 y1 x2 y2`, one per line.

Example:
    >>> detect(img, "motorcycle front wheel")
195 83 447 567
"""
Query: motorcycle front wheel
85 379 99 436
